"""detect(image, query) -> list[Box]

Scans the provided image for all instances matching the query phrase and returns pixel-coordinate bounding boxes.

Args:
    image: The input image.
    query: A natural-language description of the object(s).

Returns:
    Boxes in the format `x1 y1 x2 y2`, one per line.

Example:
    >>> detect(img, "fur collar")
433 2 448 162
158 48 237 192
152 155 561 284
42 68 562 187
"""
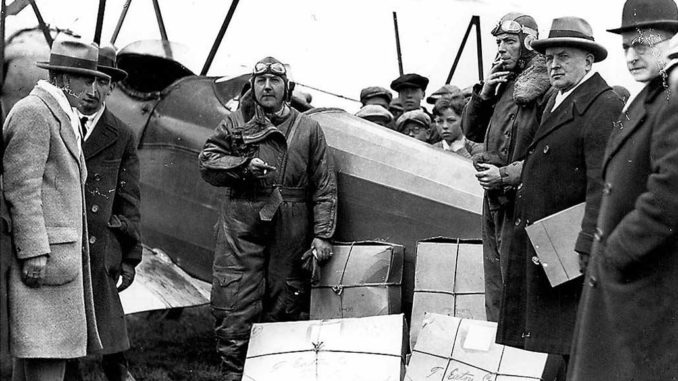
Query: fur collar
513 54 550 105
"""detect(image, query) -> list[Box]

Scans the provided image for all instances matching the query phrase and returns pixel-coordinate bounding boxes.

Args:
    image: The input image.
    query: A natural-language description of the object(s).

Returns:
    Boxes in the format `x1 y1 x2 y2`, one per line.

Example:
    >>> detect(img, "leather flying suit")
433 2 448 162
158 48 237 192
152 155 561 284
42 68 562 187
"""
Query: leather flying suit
199 107 337 380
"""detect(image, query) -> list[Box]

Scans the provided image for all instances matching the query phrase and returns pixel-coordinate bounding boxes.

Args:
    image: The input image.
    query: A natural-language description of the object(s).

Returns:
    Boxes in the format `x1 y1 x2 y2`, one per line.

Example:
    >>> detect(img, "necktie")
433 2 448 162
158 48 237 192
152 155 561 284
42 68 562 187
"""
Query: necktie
80 117 88 145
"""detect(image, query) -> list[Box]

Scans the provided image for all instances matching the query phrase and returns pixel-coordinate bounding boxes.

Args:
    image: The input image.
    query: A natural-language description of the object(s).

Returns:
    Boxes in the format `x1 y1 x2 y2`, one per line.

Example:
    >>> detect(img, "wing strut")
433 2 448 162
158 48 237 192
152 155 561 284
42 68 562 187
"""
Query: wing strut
93 0 106 45
27 0 52 48
446 15 484 84
200 0 240 76
110 0 132 45
151 0 171 58
392 11 404 76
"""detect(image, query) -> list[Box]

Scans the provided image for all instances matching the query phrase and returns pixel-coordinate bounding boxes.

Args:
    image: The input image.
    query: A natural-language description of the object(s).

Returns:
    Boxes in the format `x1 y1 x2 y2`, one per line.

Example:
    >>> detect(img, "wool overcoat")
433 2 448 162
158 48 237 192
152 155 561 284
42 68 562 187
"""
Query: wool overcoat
84 108 141 355
2 85 101 358
496 73 622 354
568 77 678 380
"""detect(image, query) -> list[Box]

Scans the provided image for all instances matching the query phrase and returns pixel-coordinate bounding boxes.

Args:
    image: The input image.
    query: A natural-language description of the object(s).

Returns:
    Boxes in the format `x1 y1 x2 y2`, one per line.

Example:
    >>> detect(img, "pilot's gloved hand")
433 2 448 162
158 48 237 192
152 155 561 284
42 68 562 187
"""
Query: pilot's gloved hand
117 262 136 292
21 254 48 288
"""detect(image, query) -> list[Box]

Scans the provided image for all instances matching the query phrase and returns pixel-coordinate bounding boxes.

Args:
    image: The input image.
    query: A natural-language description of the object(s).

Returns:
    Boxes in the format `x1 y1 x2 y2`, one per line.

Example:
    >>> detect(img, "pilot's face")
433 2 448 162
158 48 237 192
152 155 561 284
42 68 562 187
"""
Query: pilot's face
622 29 672 83
545 47 592 92
78 76 112 115
495 33 521 71
253 74 285 112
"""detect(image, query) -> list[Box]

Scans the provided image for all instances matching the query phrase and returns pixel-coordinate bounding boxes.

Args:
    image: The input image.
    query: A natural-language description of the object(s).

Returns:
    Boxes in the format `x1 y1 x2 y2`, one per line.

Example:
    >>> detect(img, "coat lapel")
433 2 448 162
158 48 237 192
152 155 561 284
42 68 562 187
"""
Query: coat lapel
601 79 665 175
84 109 119 160
31 86 81 164
529 73 609 149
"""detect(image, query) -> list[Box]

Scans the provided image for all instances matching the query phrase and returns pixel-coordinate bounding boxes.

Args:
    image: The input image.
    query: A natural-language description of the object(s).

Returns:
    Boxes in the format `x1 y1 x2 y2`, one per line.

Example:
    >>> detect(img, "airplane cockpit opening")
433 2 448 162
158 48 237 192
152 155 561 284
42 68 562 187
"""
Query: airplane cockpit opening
116 40 193 100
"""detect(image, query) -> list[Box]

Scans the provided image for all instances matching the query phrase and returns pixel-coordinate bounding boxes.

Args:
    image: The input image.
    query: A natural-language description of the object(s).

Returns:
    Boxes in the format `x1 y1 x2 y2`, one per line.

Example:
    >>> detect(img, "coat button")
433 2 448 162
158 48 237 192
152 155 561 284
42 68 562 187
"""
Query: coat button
594 228 603 242
515 218 522 226
602 183 612 195
531 256 541 266
89 236 96 244
517 183 523 190
93 173 101 182
91 205 99 213
543 145 550 154
588 276 598 288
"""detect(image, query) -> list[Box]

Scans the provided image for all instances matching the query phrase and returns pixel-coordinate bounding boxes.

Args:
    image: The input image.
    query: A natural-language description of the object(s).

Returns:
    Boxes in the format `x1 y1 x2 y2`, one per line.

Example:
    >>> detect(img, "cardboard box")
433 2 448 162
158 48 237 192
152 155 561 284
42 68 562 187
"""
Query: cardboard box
310 241 403 319
243 314 406 381
406 313 547 381
410 238 485 349
526 202 585 287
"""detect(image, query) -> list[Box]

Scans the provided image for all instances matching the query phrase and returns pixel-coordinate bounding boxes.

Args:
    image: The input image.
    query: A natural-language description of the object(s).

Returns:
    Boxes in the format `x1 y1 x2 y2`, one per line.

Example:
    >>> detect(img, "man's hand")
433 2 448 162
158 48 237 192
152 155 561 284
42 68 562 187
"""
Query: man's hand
247 158 276 178
475 163 503 190
21 254 48 288
480 61 510 100
310 237 333 263
117 262 136 292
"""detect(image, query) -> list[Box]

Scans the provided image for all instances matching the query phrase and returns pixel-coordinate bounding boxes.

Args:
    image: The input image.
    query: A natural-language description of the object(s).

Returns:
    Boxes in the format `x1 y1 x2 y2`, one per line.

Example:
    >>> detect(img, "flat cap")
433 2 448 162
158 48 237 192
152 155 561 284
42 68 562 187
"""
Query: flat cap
355 104 394 122
359 86 393 105
390 73 429 92
395 109 431 131
426 84 462 104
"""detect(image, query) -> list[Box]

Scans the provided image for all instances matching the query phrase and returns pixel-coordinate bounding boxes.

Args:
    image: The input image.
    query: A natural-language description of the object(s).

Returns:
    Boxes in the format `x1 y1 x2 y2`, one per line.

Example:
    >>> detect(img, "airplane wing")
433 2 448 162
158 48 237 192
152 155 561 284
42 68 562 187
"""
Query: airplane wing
119 246 211 315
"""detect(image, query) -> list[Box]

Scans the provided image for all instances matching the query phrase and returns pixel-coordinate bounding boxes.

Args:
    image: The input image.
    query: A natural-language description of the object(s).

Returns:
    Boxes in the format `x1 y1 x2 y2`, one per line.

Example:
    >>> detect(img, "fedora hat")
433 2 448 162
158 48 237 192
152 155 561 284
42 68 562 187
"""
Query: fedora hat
531 17 608 62
36 37 110 79
97 44 127 82
608 0 678 34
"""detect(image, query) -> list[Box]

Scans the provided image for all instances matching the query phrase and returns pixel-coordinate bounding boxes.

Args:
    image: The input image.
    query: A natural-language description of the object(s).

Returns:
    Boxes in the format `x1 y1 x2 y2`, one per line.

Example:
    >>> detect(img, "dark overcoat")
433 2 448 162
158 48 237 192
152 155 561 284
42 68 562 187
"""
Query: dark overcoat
84 108 141 354
496 73 622 354
568 77 678 380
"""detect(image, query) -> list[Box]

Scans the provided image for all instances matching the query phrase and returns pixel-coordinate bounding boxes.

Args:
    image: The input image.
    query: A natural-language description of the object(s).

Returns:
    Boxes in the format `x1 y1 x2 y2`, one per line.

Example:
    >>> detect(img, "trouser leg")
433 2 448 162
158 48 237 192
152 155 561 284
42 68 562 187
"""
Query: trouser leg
482 196 505 322
102 352 134 381
541 354 568 381
62 359 82 381
262 202 311 323
212 199 269 381
12 358 65 381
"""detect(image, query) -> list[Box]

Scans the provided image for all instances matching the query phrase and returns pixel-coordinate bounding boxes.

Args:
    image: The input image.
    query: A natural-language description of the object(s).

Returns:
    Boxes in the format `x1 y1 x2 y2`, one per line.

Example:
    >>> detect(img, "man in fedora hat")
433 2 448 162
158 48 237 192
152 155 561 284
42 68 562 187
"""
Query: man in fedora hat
569 1 678 379
63 44 141 381
2 36 108 380
496 16 622 380
461 12 551 322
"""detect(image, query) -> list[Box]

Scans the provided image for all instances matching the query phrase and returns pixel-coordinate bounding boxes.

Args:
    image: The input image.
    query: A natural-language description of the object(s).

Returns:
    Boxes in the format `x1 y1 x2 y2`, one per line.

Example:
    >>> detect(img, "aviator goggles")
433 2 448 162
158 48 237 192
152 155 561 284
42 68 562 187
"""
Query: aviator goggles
253 62 287 76
491 20 538 37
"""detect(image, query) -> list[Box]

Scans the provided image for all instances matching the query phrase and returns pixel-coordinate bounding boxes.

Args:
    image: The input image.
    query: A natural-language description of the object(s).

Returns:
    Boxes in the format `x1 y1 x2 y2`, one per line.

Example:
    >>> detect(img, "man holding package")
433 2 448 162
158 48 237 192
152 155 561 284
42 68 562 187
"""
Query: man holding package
496 17 622 380
569 0 678 378
199 56 337 381
461 12 551 321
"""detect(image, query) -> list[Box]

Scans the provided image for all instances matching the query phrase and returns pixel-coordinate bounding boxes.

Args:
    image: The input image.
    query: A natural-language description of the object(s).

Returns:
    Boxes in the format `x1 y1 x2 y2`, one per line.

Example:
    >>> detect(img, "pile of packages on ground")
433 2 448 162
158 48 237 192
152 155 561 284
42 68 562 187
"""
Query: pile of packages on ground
241 239 550 381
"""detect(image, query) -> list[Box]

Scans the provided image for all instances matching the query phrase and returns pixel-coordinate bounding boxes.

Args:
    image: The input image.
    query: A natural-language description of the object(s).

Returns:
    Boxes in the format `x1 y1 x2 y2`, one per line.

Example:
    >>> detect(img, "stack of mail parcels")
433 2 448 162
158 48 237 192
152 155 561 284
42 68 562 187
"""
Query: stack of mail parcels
410 238 485 348
406 313 547 381
243 240 547 380
310 241 404 319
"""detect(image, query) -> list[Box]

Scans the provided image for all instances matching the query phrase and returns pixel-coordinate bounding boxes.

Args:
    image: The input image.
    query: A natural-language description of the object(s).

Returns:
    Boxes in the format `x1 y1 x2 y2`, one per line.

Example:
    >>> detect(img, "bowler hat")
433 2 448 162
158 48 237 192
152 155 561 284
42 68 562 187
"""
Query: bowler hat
97 44 127 82
36 37 110 79
531 17 608 62
607 0 678 34
390 73 429 92
359 86 393 105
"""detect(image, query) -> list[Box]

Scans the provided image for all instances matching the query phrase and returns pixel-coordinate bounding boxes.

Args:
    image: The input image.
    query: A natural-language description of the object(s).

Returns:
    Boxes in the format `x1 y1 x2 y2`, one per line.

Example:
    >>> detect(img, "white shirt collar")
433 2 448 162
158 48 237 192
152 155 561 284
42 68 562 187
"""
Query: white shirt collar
552 70 596 112
442 137 466 152
76 104 105 142
36 80 82 154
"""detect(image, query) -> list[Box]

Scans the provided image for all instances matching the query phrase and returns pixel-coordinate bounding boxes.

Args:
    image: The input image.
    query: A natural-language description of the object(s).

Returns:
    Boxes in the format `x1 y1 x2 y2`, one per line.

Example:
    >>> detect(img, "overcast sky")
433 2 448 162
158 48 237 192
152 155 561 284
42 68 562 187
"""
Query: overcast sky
8 0 641 111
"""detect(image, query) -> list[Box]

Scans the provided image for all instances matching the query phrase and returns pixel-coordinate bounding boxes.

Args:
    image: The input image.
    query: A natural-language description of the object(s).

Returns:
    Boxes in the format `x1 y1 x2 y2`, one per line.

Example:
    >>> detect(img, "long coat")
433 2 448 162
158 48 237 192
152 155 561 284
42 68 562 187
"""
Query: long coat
2 85 101 358
84 108 141 355
496 73 622 354
568 77 678 380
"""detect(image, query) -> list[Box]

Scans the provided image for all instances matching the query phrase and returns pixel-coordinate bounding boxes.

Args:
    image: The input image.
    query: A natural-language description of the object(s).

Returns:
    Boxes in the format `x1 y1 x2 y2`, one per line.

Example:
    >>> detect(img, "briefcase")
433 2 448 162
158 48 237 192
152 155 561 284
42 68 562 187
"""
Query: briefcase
526 202 585 287
310 241 403 319
405 313 547 381
243 314 407 381
410 238 485 349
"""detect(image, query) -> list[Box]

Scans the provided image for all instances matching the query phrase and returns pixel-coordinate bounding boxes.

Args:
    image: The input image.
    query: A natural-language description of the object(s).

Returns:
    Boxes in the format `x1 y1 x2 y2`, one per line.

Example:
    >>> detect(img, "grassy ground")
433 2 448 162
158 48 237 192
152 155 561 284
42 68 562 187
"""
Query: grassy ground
79 305 222 381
